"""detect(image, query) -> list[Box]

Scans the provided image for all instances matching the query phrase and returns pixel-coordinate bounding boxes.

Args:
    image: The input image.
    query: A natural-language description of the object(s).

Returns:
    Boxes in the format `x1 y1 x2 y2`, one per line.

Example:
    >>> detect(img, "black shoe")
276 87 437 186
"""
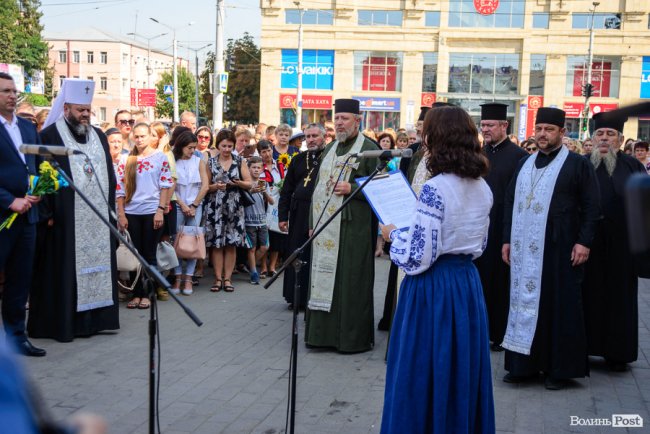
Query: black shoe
503 373 533 384
607 361 628 372
17 340 46 357
490 343 504 352
544 376 566 390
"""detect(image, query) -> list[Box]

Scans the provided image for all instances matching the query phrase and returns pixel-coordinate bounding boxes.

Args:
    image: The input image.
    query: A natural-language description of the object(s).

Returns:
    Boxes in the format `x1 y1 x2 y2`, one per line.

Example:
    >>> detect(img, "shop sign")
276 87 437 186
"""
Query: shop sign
572 62 611 98
474 0 499 16
281 50 334 90
518 104 527 141
563 102 618 118
421 92 436 107
279 93 332 110
362 57 399 92
641 56 650 99
525 96 544 139
354 96 401 112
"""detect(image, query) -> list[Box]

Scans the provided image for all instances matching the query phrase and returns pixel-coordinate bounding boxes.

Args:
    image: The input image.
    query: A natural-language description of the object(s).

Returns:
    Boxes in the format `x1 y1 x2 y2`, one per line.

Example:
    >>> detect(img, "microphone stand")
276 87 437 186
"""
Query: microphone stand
49 159 202 434
264 155 390 434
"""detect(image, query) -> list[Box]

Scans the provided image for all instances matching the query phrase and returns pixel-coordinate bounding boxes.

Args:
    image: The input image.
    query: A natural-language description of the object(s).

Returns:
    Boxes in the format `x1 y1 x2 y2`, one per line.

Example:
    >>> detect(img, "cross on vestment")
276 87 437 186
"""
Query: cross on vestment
526 191 535 209
303 173 312 187
85 86 90 94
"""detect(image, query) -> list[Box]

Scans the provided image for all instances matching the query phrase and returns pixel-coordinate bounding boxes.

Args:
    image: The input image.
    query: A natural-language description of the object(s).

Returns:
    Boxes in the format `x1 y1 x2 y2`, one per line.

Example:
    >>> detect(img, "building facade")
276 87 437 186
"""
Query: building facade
260 0 650 140
45 27 188 124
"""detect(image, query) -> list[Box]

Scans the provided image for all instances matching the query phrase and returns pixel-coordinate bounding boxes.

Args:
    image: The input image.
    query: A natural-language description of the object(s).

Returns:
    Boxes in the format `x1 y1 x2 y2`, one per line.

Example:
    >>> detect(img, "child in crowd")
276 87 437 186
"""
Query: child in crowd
244 157 273 284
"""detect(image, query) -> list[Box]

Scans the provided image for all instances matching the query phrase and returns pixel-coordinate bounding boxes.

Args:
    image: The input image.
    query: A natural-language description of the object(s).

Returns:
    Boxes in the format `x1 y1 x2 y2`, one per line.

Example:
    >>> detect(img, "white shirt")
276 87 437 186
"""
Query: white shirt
115 151 174 215
0 114 25 163
175 155 202 205
389 173 493 275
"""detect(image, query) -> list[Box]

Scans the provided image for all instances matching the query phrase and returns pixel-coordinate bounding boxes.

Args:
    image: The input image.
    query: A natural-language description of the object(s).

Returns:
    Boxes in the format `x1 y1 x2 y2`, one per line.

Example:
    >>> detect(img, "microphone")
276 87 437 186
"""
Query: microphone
352 148 413 159
20 144 84 156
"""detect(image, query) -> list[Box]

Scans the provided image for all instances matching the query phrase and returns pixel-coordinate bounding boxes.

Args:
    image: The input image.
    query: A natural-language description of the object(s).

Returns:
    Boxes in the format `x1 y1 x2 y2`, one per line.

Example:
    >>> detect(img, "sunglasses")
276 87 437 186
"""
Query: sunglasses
118 119 135 126
197 135 211 140
526 147 537 152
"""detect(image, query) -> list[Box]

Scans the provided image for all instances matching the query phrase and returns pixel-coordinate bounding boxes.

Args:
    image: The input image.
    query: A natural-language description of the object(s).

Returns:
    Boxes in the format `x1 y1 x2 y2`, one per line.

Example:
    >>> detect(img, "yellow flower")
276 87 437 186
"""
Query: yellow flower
278 153 290 166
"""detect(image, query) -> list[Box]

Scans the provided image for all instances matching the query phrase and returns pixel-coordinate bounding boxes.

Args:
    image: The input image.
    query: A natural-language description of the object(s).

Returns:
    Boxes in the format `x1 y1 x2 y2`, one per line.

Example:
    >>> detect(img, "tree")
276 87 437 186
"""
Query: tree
154 67 197 119
200 32 261 124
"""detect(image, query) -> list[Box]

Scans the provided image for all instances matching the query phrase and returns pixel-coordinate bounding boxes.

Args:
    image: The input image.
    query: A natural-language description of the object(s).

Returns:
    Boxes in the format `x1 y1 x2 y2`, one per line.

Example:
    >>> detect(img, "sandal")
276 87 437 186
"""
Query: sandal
210 279 223 292
223 279 234 292
127 298 140 309
182 279 193 296
138 298 151 309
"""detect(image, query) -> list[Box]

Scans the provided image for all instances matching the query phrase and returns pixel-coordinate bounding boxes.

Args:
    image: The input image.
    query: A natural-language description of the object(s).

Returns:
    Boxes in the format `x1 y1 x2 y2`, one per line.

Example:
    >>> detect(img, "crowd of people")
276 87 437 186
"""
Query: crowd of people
1 74 648 433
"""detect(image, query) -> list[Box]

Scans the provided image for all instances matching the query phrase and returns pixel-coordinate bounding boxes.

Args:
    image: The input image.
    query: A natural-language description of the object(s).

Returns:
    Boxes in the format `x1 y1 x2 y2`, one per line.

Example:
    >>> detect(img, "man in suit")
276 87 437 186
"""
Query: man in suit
0 72 45 357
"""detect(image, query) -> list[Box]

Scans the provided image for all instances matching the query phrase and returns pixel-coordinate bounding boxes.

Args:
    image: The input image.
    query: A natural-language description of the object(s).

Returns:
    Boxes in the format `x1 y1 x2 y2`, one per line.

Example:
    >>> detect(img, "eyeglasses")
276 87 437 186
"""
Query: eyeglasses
197 135 211 140
526 147 537 152
117 119 135 126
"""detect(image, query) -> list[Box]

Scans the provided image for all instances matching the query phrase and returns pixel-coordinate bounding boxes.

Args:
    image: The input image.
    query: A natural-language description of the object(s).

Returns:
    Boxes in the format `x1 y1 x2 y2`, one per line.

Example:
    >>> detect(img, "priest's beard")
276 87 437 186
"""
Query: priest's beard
65 114 89 137
336 127 357 143
590 149 617 176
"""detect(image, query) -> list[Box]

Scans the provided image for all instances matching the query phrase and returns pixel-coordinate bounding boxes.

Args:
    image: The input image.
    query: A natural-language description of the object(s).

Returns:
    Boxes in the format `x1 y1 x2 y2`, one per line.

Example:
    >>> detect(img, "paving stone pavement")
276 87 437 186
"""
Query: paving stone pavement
22 258 650 433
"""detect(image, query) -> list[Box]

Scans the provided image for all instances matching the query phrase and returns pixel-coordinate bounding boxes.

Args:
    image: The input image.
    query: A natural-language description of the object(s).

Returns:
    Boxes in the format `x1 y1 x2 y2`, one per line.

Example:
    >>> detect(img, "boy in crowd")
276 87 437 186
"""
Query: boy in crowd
244 157 273 284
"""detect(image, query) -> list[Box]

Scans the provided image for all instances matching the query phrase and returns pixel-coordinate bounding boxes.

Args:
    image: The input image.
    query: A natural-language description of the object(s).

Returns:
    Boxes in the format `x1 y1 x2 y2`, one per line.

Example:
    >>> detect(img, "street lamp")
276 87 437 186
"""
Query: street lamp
150 17 194 122
580 1 600 140
127 31 167 118
179 42 212 119
294 1 304 129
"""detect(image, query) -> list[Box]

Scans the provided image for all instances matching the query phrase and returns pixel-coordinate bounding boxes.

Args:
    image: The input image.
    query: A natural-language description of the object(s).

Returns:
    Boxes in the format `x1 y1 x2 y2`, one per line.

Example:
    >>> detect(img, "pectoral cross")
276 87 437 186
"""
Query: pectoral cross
303 172 312 187
525 191 534 209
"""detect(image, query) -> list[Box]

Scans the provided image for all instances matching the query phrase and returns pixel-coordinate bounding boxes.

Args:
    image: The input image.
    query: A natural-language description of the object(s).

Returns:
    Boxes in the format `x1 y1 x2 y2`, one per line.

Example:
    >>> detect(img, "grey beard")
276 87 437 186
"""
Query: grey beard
590 149 617 176
335 131 349 143
65 115 89 136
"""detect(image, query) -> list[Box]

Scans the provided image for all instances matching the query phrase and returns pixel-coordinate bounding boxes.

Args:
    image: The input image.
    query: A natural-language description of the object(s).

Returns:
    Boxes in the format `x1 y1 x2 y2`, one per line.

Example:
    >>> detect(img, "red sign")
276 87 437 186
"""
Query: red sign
572 62 611 98
279 94 332 110
421 93 436 107
474 0 499 15
130 88 136 106
525 96 544 139
137 89 157 107
362 57 398 92
563 102 619 118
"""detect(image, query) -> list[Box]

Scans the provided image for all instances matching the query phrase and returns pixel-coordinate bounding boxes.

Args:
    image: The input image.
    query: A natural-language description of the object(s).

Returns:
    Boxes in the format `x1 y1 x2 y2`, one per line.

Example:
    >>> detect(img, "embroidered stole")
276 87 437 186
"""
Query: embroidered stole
502 146 569 355
56 119 114 312
308 133 365 312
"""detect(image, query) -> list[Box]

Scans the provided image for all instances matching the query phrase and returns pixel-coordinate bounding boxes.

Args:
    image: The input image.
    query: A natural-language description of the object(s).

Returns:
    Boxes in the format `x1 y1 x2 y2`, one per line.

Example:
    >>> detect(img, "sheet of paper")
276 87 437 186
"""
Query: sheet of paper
355 170 417 231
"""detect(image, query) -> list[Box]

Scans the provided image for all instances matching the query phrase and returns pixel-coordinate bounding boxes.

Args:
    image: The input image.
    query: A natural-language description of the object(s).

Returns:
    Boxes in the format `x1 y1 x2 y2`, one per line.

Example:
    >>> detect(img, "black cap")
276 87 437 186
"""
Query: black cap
593 111 627 133
480 103 508 121
535 107 566 128
334 99 360 114
105 127 120 136
418 106 430 122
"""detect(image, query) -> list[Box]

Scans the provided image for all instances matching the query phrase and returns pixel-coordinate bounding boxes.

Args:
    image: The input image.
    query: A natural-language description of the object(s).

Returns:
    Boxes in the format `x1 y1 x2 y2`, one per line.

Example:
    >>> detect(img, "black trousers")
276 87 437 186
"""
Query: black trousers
0 214 35 344
126 213 162 298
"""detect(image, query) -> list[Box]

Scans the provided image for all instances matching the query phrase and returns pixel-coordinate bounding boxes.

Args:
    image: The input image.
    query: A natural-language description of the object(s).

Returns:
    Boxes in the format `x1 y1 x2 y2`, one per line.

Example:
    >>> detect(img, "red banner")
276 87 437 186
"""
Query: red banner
563 102 619 118
362 57 398 92
572 62 611 98
525 96 543 139
421 93 436 107
474 0 499 15
279 94 332 110
130 88 136 107
137 89 157 107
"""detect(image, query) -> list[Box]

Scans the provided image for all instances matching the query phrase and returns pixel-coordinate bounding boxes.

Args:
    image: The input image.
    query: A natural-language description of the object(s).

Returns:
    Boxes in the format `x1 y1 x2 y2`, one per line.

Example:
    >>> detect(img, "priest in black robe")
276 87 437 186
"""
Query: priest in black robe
501 107 600 390
28 79 119 343
278 124 325 310
474 103 527 351
583 112 645 371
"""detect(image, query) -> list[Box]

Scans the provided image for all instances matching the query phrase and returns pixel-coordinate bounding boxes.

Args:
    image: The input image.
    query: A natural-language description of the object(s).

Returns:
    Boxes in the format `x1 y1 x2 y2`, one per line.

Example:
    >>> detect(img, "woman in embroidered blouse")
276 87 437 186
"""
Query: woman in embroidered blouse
204 129 253 292
259 140 286 276
116 123 173 309
379 106 495 434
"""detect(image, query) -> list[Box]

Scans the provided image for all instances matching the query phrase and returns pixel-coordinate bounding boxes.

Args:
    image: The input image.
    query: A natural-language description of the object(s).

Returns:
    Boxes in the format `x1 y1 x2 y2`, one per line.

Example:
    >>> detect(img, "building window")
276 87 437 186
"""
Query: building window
87 76 93 82
529 54 546 95
122 78 128 93
565 56 620 98
285 9 333 25
448 53 520 95
58 51 67 63
639 121 650 141
572 13 621 29
449 0 524 28
122 53 128 65
100 77 107 91
354 51 403 92
281 49 334 90
99 107 106 122
358 10 403 26
59 75 66 86
425 12 441 27
87 51 94 64
100 52 107 64
532 12 549 29
422 53 438 92
72 51 80 63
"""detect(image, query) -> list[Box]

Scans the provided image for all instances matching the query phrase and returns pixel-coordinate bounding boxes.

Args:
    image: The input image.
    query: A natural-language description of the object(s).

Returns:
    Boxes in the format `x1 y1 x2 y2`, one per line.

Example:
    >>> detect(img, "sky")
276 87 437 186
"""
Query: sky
39 0 261 65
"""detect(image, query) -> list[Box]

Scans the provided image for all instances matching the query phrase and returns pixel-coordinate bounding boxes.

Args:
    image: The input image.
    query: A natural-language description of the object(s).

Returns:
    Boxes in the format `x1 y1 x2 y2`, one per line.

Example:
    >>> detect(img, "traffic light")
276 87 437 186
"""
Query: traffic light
223 95 230 112
226 53 236 72
581 83 594 98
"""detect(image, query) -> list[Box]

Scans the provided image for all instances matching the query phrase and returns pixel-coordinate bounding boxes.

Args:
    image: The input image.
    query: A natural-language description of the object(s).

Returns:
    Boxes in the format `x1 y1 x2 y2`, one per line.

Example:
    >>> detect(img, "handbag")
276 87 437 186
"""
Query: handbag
116 230 140 272
174 225 206 260
237 160 255 207
157 240 179 271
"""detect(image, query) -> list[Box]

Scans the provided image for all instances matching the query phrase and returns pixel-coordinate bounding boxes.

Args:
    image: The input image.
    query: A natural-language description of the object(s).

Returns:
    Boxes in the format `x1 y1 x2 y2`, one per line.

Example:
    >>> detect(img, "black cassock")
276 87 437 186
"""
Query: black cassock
278 149 322 308
503 148 600 379
583 152 645 364
28 122 119 342
475 138 527 344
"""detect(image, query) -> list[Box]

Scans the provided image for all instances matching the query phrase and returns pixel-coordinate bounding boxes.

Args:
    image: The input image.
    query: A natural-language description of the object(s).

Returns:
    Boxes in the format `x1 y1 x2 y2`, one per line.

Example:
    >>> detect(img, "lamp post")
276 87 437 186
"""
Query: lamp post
179 43 212 119
580 1 600 140
294 1 304 129
127 31 167 119
150 17 194 122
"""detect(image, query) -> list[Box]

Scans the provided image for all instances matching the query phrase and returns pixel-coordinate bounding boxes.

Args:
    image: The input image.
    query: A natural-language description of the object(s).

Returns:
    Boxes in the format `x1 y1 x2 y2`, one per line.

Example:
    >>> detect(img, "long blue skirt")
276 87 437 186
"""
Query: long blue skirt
381 254 495 434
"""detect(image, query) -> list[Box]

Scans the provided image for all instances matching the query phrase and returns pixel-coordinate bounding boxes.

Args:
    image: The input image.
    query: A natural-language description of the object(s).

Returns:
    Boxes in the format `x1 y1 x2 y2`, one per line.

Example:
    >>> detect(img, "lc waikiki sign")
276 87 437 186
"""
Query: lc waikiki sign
281 50 334 91
641 56 650 99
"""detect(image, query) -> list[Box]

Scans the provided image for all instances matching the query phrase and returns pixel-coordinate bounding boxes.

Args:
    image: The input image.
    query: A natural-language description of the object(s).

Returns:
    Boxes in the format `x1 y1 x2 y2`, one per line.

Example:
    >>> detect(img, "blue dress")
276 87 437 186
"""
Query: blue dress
381 174 495 434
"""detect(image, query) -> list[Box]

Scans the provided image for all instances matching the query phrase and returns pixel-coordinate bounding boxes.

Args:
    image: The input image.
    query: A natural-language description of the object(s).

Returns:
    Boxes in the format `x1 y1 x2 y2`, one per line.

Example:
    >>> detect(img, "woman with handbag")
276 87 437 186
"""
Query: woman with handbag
171 131 209 295
204 129 253 292
259 141 287 277
116 123 173 309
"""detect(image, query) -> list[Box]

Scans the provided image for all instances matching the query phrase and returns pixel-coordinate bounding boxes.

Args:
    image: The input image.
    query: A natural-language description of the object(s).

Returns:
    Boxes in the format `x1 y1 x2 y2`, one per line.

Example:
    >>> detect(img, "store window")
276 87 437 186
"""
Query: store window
532 12 549 29
286 9 333 25
448 53 520 95
422 53 438 92
281 49 334 90
565 56 620 98
356 96 401 132
449 0 524 28
529 54 546 95
358 10 402 26
354 51 403 92
425 12 440 27
639 121 650 141
572 13 621 29
280 109 332 127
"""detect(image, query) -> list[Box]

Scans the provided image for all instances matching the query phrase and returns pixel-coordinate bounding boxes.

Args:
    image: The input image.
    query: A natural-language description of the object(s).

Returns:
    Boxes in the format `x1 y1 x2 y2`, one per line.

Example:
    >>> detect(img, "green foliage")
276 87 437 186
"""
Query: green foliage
154 67 197 119
23 93 49 107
